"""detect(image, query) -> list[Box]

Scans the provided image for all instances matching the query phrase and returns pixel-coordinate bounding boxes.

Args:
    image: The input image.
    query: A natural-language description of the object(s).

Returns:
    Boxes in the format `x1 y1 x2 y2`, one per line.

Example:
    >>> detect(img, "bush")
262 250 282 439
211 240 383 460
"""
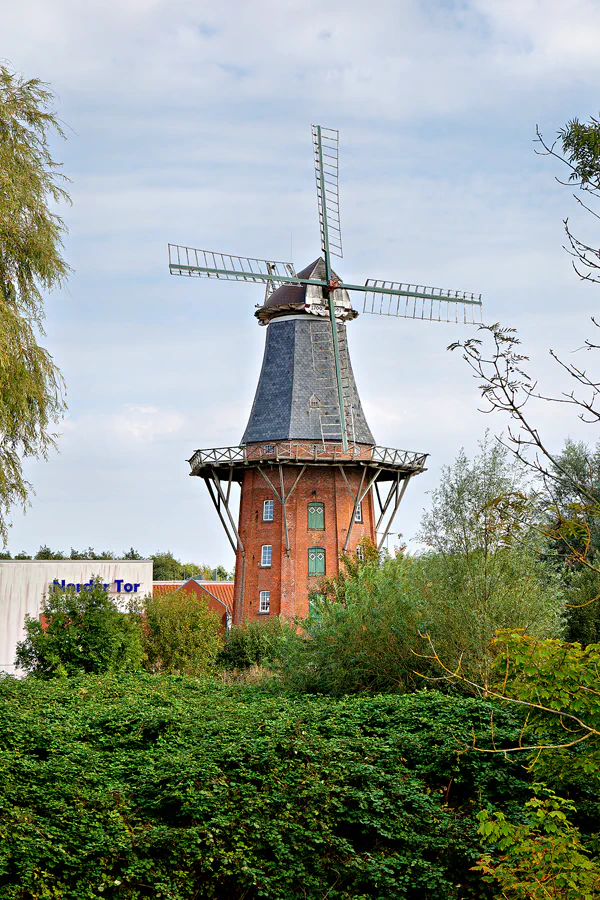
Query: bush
281 549 425 695
0 675 534 899
217 616 296 670
142 589 223 676
14 580 144 677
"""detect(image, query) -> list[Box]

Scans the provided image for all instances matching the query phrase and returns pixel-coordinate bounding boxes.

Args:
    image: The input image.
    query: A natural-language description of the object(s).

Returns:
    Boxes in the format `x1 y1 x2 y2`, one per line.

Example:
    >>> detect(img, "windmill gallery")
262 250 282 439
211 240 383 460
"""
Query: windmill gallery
169 126 483 625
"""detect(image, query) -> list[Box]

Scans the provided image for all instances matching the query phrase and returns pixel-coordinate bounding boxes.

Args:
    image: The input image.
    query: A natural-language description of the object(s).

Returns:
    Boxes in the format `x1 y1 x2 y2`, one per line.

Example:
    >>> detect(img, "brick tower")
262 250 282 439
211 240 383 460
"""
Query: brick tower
187 257 427 624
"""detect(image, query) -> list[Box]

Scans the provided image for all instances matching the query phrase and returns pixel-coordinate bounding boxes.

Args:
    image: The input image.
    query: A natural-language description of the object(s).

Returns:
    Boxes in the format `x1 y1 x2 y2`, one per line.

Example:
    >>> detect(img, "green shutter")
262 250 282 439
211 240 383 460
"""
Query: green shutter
308 502 325 530
308 547 326 576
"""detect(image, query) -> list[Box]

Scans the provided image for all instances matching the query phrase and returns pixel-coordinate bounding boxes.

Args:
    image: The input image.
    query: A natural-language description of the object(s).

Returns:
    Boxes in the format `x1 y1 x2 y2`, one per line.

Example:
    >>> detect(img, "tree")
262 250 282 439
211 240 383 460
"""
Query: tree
536 114 600 287
151 551 231 581
15 580 144 677
34 544 65 559
417 436 565 690
282 546 424 695
142 590 222 676
0 66 70 545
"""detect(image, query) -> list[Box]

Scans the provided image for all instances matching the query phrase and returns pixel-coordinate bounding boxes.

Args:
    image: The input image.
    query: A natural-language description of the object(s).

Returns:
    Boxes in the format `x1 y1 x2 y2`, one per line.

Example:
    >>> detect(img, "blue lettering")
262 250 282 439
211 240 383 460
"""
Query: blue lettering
115 579 124 592
76 584 81 593
67 583 75 589
124 582 133 593
103 583 109 591
133 583 140 593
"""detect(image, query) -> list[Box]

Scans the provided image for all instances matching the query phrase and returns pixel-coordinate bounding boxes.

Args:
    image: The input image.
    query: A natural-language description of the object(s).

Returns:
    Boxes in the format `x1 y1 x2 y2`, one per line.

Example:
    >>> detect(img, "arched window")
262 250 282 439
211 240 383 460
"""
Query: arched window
308 502 325 530
308 546 326 576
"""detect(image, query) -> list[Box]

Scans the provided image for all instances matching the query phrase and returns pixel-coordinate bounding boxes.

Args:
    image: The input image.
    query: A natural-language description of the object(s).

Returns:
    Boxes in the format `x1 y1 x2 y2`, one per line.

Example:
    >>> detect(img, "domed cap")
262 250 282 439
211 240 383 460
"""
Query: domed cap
255 257 358 324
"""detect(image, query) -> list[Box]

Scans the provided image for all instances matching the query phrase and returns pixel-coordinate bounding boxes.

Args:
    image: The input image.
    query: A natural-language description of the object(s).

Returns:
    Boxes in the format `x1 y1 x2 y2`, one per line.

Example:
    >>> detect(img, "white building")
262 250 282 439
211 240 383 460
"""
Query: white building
0 560 153 675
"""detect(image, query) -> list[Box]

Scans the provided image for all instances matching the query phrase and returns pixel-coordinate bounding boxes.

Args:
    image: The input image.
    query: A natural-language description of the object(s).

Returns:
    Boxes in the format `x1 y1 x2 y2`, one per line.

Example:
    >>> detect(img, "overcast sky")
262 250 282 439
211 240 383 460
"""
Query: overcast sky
3 0 600 566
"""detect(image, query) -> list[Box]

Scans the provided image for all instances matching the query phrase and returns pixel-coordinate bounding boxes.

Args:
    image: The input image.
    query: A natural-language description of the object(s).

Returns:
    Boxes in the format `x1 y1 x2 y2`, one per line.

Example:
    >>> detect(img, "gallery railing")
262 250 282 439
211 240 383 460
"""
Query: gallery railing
188 442 428 473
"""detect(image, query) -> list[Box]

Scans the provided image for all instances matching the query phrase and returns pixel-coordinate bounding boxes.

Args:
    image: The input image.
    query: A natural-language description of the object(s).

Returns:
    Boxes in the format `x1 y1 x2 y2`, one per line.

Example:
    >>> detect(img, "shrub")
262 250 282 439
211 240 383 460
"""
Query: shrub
281 550 425 695
142 589 223 676
0 676 535 899
14 580 144 677
217 616 296 670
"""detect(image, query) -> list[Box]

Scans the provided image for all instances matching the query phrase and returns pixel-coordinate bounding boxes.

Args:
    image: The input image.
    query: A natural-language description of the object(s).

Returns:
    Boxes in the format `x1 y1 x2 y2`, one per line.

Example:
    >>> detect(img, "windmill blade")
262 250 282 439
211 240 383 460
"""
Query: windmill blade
312 125 343 262
359 279 483 325
168 244 300 286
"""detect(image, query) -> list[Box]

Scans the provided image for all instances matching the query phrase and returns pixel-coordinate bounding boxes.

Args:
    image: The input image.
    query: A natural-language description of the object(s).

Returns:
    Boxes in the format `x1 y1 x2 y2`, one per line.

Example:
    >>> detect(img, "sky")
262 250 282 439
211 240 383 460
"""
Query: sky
2 0 600 567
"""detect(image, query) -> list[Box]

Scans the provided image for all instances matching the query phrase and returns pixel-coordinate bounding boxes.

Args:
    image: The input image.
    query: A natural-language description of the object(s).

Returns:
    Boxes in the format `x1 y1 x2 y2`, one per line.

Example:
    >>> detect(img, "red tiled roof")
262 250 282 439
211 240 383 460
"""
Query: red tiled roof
152 581 185 595
152 580 234 609
196 581 235 610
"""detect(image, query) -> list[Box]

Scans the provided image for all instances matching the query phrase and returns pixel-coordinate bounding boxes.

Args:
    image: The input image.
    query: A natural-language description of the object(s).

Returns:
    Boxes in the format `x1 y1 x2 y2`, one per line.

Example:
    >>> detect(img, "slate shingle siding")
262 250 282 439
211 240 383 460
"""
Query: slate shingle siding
241 316 374 445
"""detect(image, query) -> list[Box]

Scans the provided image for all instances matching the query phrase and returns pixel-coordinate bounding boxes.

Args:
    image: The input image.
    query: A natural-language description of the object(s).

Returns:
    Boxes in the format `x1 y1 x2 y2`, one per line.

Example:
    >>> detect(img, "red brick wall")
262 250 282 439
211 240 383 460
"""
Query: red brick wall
234 464 376 623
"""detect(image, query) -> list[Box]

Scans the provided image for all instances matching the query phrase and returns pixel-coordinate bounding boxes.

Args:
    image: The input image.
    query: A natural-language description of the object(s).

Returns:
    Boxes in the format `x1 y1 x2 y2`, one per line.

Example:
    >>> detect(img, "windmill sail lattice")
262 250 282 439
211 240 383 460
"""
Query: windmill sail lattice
312 125 342 261
168 244 299 286
362 280 482 324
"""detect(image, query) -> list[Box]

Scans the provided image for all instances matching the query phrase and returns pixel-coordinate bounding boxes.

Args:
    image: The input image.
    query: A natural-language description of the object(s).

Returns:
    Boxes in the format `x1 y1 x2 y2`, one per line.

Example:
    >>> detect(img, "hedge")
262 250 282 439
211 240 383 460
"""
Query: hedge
0 676 531 899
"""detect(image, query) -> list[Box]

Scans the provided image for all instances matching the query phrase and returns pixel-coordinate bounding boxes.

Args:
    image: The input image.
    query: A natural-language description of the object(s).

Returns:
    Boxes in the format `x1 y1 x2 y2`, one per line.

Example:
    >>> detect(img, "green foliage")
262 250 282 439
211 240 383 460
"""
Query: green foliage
151 550 230 581
0 678 533 899
282 549 425 695
218 616 296 670
34 543 66 559
560 115 600 187
14 581 144 677
417 435 565 689
487 631 600 798
0 65 71 544
475 786 600 899
142 590 223 676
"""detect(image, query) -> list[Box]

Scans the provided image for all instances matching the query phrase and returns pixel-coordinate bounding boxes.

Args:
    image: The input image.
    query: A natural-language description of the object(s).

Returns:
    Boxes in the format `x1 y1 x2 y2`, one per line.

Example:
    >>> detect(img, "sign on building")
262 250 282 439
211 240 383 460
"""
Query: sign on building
0 560 153 675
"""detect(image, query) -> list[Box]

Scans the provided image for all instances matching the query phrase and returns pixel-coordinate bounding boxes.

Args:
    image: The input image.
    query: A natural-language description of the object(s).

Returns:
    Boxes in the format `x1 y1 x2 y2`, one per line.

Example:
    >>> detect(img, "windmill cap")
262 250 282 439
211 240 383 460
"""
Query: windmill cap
255 257 358 324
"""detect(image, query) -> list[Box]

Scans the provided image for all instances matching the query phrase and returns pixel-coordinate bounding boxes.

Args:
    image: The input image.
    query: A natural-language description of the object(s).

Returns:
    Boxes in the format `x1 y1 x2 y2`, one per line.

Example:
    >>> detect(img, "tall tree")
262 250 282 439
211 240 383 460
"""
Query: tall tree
0 66 70 544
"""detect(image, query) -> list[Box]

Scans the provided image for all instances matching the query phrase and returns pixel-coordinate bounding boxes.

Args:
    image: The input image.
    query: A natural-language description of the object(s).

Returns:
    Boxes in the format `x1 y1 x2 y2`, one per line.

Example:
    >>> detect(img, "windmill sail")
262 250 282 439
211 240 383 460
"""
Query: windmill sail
361 279 483 325
312 125 342 261
168 244 299 286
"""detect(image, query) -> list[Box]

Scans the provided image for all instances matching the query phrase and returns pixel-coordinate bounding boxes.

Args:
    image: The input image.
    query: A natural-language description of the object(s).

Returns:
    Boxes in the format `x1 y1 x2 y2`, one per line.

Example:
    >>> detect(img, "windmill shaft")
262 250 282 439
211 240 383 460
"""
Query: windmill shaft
326 291 349 452
340 282 482 305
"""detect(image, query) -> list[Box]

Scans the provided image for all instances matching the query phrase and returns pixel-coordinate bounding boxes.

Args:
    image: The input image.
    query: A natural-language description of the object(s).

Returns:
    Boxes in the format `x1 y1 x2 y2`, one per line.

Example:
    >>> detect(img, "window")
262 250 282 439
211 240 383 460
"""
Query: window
263 499 274 522
308 546 326 576
354 501 363 523
308 502 325 530
261 544 272 567
356 544 365 562
259 591 270 613
263 444 275 454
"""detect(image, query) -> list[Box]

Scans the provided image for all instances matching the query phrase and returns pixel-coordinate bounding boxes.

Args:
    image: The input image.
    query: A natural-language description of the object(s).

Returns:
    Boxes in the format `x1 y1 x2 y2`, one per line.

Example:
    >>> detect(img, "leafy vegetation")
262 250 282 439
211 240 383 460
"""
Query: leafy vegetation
0 676 534 899
0 545 232 578
142 589 223 675
0 65 70 544
15 581 144 678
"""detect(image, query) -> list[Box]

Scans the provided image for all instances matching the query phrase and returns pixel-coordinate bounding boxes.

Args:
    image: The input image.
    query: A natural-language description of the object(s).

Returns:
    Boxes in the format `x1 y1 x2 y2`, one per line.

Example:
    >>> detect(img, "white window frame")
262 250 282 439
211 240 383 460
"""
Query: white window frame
356 544 365 562
259 590 270 613
354 501 363 523
263 499 274 522
261 544 272 567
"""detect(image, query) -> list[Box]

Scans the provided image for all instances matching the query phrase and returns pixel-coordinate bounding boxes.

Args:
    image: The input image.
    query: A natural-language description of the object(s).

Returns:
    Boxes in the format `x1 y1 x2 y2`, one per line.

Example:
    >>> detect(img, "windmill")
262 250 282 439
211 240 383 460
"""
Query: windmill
169 126 482 624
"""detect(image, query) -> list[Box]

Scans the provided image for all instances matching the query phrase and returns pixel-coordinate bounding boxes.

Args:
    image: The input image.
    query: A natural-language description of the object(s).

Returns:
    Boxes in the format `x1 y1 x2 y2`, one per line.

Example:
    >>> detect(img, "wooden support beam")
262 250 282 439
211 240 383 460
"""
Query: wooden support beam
204 477 238 555
377 475 411 551
210 469 245 553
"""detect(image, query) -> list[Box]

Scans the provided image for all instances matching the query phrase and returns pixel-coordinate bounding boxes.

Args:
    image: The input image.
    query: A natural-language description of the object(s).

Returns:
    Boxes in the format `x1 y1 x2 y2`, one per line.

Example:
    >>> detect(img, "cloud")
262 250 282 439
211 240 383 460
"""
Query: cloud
3 0 600 563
